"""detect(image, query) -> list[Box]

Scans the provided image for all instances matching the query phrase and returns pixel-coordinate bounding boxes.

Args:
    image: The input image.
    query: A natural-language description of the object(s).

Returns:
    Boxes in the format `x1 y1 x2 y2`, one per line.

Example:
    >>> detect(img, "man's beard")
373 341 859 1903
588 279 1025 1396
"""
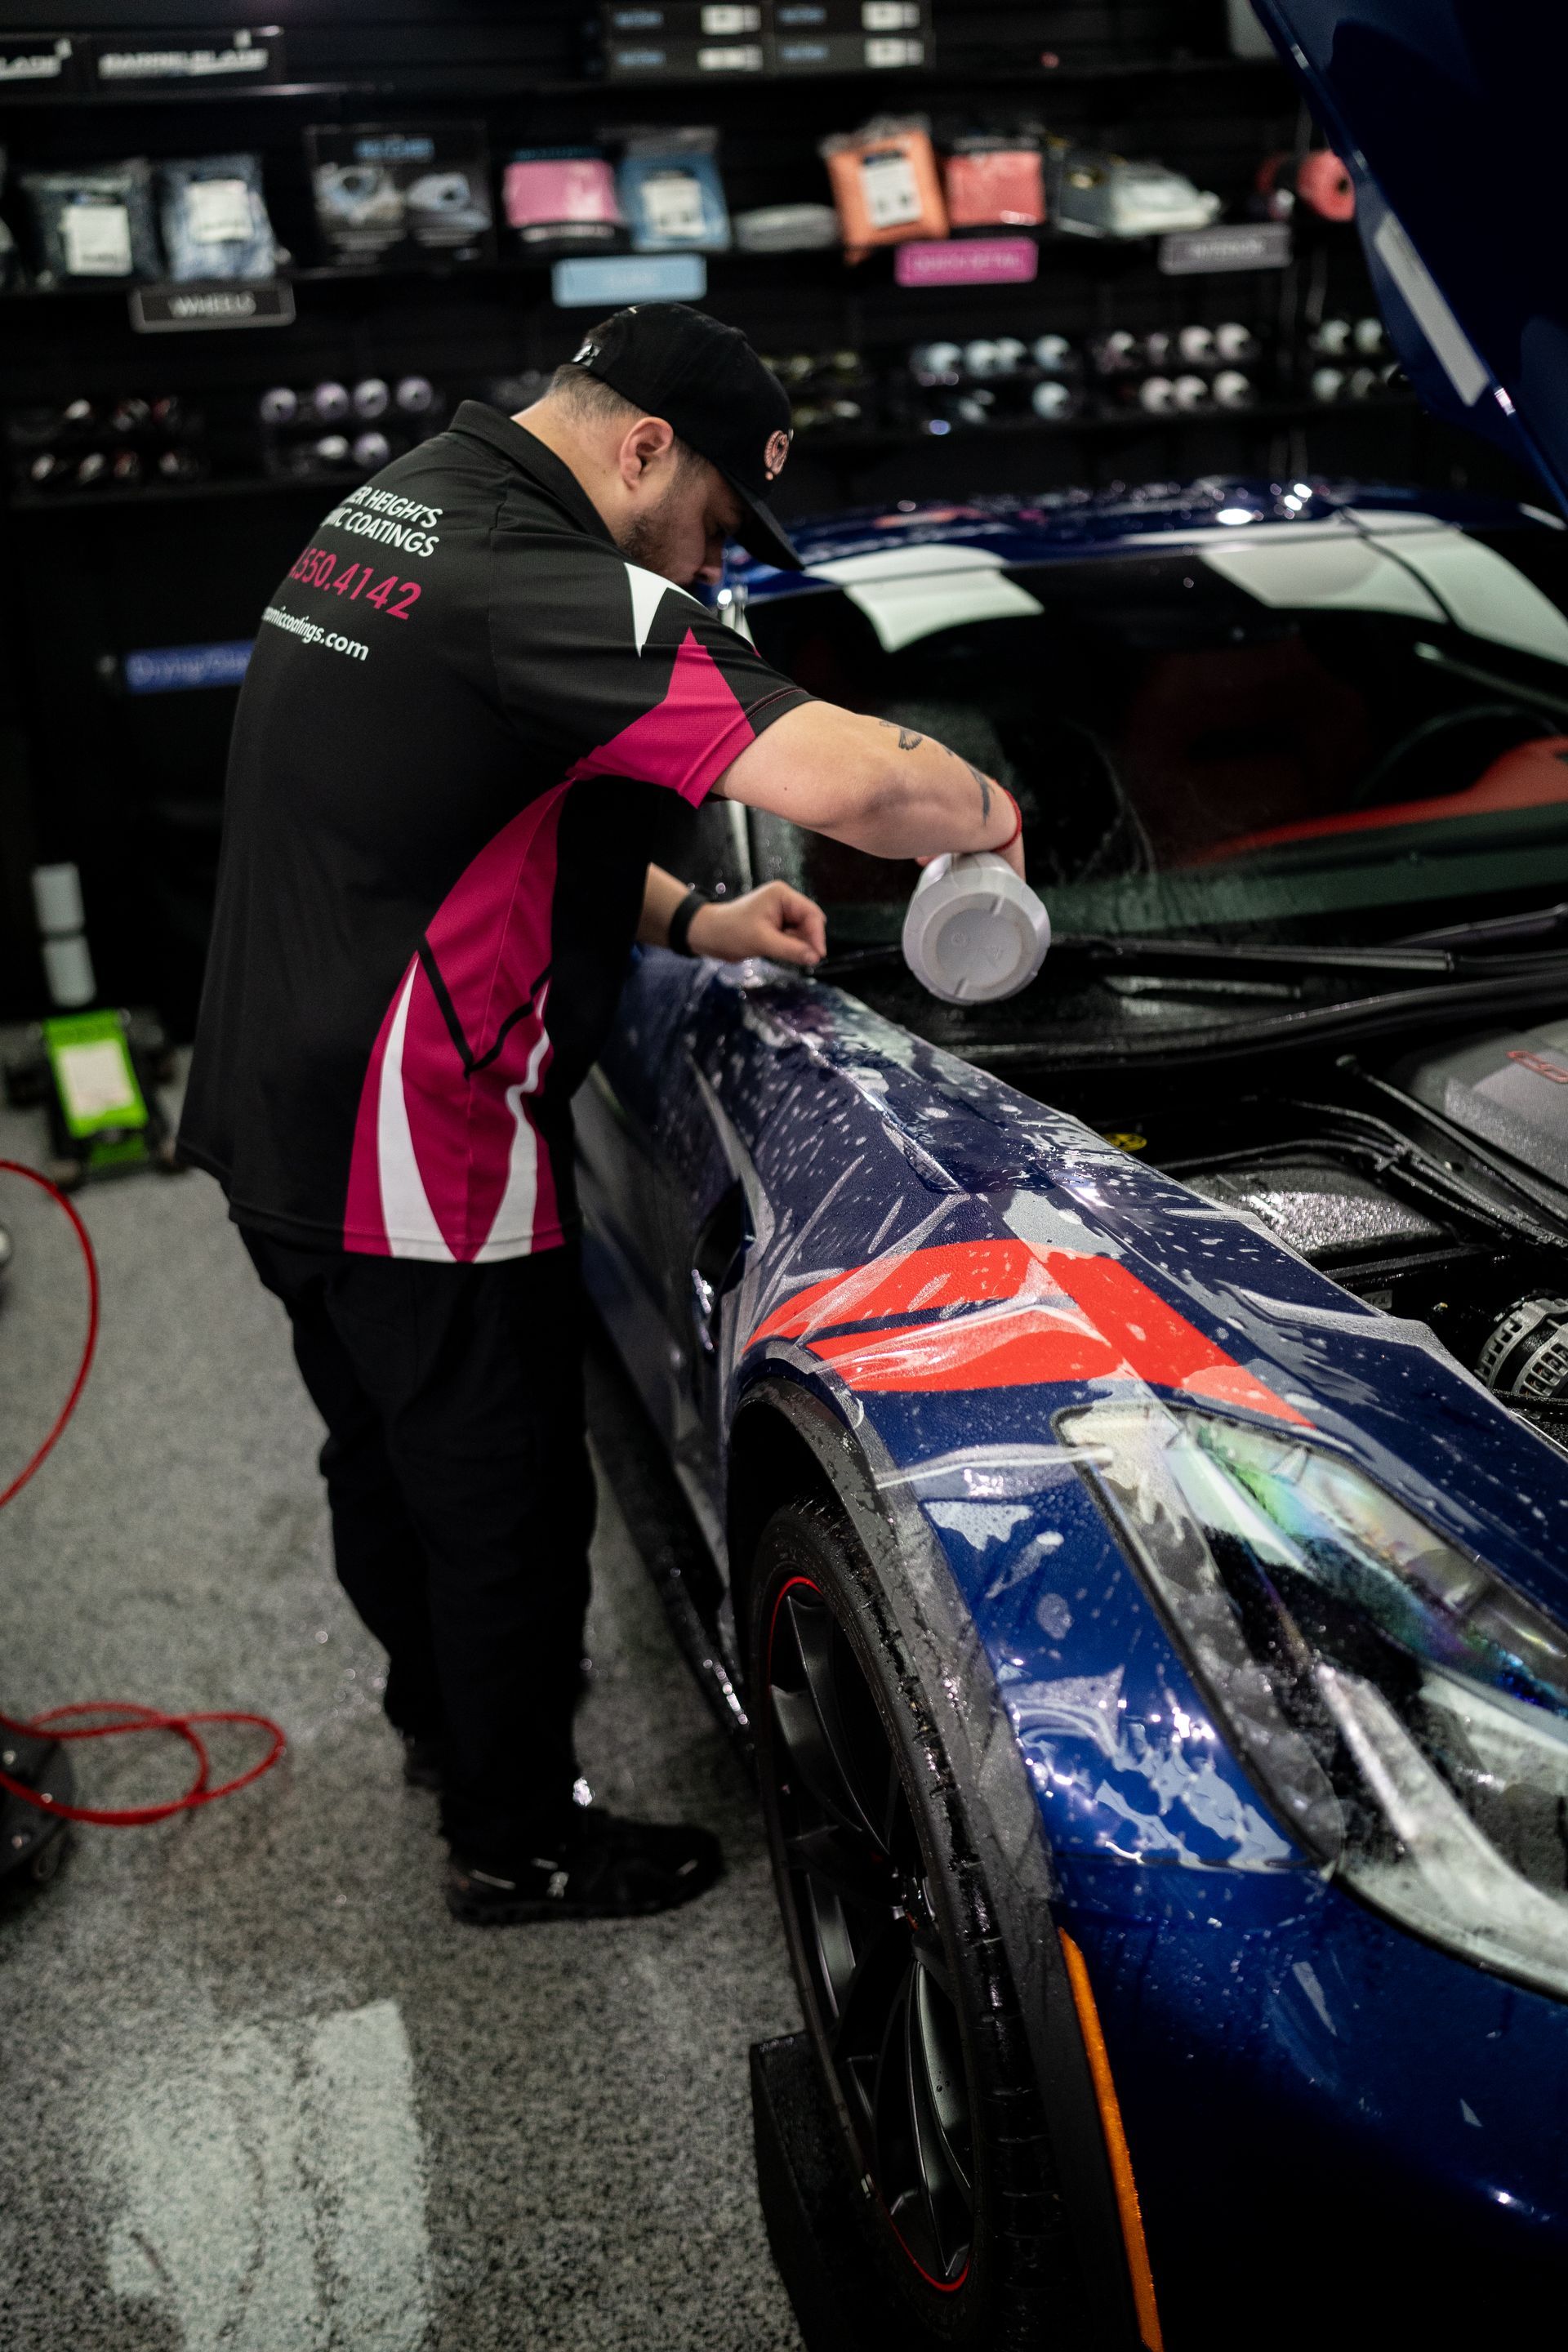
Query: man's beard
614 481 692 584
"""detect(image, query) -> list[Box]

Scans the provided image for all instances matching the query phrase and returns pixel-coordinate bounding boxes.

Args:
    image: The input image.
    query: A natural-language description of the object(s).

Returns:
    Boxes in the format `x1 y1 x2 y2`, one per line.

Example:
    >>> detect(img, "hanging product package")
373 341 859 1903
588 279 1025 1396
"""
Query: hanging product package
1049 140 1221 238
22 158 160 284
942 134 1046 230
820 116 946 263
733 203 840 254
305 123 493 267
502 148 625 256
158 154 280 281
617 127 730 252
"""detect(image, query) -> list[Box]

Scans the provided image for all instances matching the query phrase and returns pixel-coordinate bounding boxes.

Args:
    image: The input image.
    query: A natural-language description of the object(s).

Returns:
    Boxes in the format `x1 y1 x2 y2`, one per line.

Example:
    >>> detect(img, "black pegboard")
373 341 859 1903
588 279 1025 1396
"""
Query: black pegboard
0 0 1543 1022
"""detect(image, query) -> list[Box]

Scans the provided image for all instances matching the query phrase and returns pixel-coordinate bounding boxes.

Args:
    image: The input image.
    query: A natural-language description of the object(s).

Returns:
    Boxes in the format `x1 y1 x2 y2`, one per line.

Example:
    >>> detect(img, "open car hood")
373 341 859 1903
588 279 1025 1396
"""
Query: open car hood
1254 1 1568 516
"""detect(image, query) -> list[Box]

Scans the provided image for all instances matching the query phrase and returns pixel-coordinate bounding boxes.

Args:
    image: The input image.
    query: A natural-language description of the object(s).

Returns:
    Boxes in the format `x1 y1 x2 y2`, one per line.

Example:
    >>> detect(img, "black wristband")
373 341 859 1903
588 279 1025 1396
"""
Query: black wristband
667 885 710 957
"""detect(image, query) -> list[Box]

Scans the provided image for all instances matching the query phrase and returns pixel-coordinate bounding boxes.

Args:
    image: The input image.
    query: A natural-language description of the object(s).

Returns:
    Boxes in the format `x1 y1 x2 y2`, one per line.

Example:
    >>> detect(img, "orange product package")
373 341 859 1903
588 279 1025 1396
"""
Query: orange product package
819 115 947 262
942 138 1047 229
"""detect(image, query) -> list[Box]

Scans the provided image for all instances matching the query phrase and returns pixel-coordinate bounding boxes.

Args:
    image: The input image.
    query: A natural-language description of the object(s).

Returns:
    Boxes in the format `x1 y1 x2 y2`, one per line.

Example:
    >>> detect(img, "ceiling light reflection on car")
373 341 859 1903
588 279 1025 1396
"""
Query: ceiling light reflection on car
1062 1399 1568 2002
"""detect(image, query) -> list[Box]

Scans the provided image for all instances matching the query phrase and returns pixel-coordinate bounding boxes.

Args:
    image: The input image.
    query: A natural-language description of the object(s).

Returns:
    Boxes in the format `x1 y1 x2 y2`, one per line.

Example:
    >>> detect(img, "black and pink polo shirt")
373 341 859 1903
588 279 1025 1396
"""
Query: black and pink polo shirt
179 403 809 1262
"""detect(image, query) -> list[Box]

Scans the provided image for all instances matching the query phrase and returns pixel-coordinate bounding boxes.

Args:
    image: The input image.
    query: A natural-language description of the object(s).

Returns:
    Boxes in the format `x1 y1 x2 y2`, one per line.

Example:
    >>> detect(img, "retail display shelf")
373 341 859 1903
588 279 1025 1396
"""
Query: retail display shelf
796 393 1419 458
0 0 1520 1046
0 52 1287 109
7 470 367 514
7 396 1420 515
0 228 1312 307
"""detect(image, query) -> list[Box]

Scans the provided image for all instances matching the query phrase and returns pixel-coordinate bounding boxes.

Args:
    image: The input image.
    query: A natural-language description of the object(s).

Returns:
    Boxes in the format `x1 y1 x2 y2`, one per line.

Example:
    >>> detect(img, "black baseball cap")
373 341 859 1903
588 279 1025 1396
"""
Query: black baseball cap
568 304 803 571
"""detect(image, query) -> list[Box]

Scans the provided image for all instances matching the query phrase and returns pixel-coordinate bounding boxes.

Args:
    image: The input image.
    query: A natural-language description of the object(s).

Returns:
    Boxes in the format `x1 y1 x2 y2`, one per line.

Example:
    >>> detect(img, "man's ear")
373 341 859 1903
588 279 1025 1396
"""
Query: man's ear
617 414 676 488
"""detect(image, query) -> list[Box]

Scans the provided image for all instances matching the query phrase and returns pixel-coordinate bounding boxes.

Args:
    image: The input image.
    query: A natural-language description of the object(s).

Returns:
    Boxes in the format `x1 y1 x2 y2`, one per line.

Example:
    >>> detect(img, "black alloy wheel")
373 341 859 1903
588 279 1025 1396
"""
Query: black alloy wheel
751 1500 1071 2349
769 1570 974 2287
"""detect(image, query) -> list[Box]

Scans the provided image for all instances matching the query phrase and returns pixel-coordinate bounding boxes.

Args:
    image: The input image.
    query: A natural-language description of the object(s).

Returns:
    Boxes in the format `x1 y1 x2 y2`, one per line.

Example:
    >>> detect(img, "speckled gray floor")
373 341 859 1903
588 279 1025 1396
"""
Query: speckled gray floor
0 1048 804 2352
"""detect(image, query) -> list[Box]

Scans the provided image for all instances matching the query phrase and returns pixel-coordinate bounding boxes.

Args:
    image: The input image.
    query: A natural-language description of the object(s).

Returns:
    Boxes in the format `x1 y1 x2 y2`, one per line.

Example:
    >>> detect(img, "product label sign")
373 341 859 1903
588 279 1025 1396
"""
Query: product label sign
604 0 929 76
551 252 707 307
1158 221 1291 275
893 237 1038 287
0 35 76 88
130 281 296 332
124 642 255 694
84 27 286 85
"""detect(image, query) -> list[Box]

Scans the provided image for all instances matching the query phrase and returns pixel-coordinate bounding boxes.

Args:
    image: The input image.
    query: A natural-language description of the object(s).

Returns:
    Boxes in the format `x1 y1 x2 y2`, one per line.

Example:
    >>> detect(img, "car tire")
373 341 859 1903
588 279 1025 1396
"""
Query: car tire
750 1498 1070 2350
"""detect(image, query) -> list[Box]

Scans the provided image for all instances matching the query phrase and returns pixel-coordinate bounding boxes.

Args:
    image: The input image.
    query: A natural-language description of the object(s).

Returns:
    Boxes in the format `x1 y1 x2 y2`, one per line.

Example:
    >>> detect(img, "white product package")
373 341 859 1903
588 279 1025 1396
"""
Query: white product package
22 157 160 283
158 153 279 280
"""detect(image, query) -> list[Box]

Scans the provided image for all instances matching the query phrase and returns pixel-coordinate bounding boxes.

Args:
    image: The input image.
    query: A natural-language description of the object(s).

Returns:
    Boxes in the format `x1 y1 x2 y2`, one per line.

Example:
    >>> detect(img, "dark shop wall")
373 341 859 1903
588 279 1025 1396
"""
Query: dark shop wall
0 1 1540 1029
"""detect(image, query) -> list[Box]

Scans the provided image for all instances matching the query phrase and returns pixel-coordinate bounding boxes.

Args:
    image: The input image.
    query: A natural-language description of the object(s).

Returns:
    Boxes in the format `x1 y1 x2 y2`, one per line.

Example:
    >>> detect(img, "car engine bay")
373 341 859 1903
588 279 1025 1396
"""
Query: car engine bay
1079 1035 1568 1456
822 925 1568 1457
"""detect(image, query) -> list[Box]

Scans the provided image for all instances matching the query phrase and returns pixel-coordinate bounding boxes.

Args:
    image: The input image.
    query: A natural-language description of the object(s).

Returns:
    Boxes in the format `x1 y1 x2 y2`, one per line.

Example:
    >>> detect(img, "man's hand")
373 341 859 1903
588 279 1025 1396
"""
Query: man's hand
687 880 826 968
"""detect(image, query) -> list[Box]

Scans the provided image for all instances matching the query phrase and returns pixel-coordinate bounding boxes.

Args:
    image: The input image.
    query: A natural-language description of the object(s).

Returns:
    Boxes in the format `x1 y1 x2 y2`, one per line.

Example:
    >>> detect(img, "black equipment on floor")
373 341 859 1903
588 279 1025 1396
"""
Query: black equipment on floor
0 1726 73 1890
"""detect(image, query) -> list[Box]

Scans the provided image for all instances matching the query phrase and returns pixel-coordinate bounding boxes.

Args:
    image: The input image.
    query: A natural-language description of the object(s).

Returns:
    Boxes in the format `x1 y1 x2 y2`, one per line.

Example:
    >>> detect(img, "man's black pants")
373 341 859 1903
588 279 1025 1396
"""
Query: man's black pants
241 1229 596 1864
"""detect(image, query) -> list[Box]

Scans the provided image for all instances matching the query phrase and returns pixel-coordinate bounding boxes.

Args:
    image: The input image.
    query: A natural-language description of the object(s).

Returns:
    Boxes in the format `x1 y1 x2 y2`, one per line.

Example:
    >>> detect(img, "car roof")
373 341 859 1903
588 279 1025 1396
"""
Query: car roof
732 477 1562 600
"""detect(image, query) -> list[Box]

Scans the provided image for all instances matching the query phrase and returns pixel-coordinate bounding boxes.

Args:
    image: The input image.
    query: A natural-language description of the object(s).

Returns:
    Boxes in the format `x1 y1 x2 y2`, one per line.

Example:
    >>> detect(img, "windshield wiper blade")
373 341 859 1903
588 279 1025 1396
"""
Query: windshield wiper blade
817 924 1568 991
969 958 1568 1072
1401 900 1568 952
1057 933 1459 978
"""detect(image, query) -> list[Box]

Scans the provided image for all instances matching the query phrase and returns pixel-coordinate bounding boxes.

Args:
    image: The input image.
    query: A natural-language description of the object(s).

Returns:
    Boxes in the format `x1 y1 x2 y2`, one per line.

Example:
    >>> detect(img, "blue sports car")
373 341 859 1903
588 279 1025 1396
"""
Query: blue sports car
582 10 1568 2343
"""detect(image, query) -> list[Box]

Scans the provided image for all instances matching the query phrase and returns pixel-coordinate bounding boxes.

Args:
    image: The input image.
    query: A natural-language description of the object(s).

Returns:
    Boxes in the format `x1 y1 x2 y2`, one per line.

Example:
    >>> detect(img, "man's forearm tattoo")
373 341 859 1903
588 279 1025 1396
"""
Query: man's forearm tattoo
879 718 992 823
937 738 991 822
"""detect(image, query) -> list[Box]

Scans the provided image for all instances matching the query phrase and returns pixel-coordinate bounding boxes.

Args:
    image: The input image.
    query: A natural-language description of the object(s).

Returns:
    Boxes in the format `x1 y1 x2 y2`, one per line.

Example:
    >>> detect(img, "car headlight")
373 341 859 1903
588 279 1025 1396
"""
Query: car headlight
1062 1400 1568 2002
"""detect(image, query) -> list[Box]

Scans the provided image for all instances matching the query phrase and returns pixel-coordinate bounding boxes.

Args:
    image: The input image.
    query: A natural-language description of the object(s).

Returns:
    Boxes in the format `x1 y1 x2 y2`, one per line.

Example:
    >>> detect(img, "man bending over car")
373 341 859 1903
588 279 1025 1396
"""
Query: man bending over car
180 302 1025 1925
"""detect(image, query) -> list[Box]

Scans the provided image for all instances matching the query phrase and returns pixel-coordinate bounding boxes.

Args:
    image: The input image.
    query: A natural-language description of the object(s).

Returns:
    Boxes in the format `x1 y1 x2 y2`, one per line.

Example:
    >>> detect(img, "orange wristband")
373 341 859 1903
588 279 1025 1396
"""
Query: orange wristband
991 786 1022 852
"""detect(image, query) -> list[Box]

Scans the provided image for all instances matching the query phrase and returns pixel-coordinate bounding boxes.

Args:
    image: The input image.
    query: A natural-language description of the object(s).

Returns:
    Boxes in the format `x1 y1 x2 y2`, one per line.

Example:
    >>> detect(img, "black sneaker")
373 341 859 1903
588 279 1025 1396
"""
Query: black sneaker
400 1732 445 1792
445 1810 723 1925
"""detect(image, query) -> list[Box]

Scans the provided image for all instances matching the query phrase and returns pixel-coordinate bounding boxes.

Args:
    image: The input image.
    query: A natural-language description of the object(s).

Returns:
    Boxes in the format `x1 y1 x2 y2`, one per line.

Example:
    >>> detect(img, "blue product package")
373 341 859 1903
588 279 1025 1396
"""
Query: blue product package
617 127 729 252
158 154 278 281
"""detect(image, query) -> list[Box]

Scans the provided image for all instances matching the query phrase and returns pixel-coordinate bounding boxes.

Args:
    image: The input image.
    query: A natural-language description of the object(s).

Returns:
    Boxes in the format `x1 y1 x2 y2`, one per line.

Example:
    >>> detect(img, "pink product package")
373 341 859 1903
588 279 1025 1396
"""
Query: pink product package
942 145 1046 230
503 154 623 251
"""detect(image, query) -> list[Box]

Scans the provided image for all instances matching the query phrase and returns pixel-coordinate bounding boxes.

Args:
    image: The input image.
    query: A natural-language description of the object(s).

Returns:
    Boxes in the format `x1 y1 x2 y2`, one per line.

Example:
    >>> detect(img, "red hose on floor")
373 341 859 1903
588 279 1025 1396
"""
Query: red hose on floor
0 1157 287 1828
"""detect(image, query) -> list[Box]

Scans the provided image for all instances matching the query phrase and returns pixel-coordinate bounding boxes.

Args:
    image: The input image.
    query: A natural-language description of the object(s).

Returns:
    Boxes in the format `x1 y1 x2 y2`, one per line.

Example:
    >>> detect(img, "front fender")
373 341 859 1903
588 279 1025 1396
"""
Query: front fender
730 1373 1143 2352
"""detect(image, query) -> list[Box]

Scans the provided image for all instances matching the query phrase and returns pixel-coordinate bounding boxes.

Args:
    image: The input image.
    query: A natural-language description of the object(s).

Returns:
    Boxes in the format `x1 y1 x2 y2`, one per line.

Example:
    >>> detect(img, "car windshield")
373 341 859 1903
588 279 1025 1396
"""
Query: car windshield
742 510 1568 942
